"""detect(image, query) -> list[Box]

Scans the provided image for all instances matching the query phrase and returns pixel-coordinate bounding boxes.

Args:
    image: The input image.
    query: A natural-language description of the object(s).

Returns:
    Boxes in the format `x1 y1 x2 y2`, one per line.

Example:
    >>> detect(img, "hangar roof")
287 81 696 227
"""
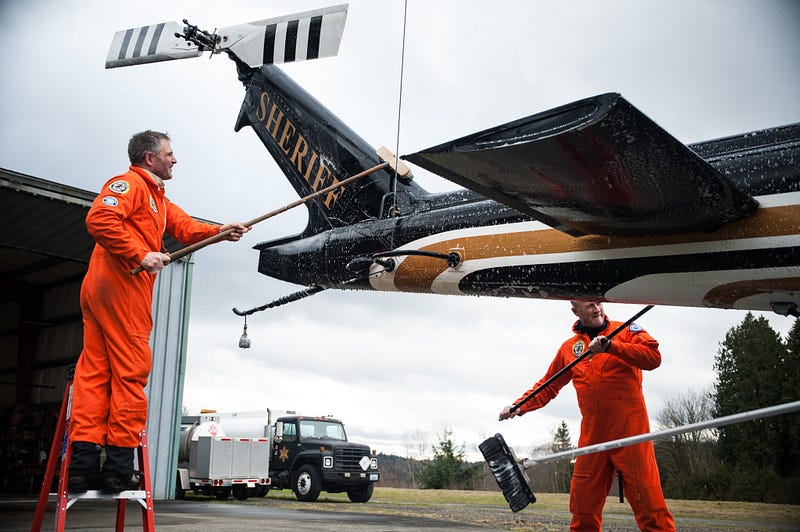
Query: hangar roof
0 167 94 290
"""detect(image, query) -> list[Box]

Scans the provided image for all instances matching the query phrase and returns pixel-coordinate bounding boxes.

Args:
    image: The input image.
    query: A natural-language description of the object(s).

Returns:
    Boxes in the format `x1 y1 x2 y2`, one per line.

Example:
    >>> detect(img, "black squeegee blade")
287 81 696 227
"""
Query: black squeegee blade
479 433 536 512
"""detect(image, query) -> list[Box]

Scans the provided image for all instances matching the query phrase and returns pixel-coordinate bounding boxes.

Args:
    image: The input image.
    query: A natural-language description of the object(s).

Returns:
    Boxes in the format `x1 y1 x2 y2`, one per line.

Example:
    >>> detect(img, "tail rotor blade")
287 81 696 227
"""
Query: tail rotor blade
105 4 347 71
105 21 202 69
217 4 348 67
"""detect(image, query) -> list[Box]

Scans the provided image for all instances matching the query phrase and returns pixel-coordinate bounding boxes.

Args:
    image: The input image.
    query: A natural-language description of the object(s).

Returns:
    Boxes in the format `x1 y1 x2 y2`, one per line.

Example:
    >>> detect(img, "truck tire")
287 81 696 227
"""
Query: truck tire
214 487 231 500
175 477 185 500
232 485 249 500
292 464 321 502
347 482 374 503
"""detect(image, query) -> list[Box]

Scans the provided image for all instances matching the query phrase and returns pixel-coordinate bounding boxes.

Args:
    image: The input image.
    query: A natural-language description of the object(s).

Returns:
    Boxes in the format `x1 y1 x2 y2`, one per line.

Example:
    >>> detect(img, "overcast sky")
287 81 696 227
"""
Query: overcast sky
1 0 799 461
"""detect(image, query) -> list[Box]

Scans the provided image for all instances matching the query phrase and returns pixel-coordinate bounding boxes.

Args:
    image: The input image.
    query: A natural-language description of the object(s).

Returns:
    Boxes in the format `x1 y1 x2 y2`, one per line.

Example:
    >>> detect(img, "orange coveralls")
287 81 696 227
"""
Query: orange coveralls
515 319 675 531
70 166 220 448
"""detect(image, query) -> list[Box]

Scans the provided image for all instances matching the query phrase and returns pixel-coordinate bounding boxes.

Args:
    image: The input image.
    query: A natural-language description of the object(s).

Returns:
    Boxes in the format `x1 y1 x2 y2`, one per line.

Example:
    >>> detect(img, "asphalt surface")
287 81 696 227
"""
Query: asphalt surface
6 492 800 531
4 494 504 531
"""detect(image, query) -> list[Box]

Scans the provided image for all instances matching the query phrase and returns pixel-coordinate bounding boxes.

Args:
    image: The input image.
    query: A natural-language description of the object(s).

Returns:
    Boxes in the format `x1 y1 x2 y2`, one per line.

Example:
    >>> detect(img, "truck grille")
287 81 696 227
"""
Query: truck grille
334 447 369 471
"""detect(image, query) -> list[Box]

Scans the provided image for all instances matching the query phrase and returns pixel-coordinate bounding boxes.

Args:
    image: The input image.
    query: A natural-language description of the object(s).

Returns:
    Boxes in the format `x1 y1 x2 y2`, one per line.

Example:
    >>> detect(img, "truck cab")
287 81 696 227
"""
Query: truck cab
269 415 379 502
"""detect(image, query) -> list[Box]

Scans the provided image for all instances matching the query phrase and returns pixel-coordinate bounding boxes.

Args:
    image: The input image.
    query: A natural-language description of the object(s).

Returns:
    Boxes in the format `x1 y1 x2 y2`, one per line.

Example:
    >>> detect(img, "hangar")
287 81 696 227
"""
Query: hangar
0 166 202 499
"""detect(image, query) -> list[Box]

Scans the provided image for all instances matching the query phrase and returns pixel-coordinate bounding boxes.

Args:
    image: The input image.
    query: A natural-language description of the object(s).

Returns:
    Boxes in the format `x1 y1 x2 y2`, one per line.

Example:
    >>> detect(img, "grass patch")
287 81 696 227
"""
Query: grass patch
194 487 800 529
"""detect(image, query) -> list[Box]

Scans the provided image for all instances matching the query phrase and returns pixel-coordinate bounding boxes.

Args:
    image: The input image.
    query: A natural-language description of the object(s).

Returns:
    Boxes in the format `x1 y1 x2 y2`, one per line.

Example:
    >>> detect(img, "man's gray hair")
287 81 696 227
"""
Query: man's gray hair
128 130 170 165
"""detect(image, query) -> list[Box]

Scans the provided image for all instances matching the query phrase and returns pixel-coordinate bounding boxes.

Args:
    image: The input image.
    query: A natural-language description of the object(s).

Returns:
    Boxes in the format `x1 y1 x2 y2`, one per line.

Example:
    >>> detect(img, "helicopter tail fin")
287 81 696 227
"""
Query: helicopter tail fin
234 63 424 236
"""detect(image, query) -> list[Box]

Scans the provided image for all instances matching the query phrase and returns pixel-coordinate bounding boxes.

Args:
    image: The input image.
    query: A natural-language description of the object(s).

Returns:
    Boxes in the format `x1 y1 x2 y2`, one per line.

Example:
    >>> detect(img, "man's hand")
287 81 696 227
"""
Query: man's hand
219 222 251 242
140 252 171 273
498 405 520 421
588 335 610 355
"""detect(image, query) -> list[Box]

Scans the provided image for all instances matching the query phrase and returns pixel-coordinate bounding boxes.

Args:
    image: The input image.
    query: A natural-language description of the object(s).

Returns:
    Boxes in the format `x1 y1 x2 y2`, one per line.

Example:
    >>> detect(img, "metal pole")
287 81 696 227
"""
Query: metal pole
522 400 800 468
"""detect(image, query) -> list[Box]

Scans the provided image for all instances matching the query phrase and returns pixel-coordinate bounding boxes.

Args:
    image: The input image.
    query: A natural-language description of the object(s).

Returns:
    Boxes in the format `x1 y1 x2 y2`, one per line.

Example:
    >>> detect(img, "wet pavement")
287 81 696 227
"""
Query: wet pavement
4 494 503 531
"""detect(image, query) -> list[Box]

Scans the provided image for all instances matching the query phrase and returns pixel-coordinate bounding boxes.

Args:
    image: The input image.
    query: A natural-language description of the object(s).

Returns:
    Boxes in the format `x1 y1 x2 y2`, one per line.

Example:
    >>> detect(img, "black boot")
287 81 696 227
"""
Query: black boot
68 441 101 492
101 445 140 492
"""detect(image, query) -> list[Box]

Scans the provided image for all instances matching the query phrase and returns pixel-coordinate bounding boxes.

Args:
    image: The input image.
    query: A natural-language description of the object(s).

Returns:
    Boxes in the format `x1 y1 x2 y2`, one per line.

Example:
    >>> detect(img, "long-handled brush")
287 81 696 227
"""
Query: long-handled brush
479 433 535 512
481 304 654 512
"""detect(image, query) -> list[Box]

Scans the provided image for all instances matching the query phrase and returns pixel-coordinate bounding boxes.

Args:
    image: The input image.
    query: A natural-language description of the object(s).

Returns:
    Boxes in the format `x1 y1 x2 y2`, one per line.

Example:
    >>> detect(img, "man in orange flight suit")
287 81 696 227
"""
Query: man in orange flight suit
69 130 250 492
499 301 675 531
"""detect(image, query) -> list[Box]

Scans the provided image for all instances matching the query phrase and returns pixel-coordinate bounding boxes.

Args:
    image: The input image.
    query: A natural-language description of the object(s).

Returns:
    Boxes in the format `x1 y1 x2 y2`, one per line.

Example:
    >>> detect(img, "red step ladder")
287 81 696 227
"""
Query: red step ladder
31 368 156 532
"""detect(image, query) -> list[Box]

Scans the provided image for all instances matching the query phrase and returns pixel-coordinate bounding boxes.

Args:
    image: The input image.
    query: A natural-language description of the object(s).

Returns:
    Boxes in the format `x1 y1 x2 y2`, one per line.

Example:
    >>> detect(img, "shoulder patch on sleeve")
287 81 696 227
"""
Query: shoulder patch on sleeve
108 180 130 194
572 340 585 357
629 323 643 332
101 196 119 207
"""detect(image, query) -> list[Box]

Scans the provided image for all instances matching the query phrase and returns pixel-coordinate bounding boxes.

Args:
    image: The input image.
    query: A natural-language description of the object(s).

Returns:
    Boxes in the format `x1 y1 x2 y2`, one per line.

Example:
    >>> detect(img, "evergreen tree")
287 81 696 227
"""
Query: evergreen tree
778 317 800 476
713 313 785 469
550 420 573 493
418 430 481 490
551 420 573 453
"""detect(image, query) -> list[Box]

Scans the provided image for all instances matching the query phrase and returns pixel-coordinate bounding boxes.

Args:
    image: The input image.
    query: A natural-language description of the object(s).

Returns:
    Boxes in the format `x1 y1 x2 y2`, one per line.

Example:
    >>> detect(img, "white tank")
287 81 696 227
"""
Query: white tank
178 413 227 461
178 409 294 460
213 410 273 438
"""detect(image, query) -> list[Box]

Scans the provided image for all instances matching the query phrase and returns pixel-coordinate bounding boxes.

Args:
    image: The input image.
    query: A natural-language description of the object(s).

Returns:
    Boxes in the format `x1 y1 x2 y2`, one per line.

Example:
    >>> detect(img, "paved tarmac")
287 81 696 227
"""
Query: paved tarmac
3 494 503 531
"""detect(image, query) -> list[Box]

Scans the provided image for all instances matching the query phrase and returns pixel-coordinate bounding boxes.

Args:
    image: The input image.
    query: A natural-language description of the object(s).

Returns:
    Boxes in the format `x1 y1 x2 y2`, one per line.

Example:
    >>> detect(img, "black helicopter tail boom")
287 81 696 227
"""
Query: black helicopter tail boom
233 63 428 237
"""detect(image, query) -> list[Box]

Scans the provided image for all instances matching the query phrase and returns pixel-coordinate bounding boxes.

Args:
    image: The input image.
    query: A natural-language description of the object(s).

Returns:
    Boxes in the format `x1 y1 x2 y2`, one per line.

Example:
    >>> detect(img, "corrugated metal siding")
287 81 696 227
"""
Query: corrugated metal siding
146 256 194 500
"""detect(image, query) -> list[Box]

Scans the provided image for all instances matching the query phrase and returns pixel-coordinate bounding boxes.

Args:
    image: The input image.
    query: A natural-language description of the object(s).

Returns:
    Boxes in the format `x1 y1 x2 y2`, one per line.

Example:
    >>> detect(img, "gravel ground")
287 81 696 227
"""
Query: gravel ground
242 496 800 531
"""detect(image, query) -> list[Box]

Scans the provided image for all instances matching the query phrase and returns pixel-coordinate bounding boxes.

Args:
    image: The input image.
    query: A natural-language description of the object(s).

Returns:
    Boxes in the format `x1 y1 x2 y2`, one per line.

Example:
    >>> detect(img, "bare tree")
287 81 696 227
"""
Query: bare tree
402 429 430 488
521 424 574 494
656 387 718 483
657 387 717 443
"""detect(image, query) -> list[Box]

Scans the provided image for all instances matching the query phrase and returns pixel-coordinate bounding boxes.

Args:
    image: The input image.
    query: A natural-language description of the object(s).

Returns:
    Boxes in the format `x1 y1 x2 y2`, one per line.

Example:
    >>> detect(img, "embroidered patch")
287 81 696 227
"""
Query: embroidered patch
108 180 130 194
101 196 118 207
149 195 159 214
572 340 585 357
629 323 643 332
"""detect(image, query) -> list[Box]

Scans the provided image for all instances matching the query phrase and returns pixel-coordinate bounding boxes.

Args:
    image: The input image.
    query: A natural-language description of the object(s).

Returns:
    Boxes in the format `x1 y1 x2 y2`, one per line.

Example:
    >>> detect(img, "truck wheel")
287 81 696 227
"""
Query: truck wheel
175 477 185 500
214 487 231 500
232 485 249 500
347 482 374 503
292 465 321 502
255 485 270 497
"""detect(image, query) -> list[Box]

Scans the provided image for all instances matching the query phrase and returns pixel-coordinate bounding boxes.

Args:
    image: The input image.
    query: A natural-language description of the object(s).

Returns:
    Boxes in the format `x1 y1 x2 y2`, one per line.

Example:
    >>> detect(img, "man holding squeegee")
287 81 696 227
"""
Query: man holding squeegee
499 301 675 531
68 130 250 492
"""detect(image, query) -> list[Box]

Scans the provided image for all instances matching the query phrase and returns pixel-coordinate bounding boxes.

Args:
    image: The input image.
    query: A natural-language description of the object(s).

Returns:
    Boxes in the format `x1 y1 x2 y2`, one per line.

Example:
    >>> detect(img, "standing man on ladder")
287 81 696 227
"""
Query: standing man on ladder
499 301 675 531
69 130 250 492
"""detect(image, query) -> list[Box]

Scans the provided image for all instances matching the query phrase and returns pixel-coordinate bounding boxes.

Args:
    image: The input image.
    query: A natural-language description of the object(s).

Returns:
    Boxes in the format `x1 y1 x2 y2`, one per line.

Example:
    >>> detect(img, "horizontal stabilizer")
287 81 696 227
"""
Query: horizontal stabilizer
405 93 759 236
217 4 348 67
106 21 202 69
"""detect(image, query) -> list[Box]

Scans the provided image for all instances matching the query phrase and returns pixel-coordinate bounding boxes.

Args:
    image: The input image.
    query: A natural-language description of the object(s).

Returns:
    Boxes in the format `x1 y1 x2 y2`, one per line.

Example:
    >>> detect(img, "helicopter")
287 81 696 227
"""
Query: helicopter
106 4 800 318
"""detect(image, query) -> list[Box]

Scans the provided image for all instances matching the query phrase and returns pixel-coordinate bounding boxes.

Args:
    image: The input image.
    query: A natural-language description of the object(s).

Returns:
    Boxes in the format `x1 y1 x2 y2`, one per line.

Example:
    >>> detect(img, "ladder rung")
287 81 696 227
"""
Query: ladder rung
48 489 148 501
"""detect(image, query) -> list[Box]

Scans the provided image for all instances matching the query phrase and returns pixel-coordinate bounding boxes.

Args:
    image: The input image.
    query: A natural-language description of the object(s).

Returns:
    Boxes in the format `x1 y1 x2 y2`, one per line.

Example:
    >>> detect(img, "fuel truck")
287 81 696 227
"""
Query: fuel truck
177 410 380 502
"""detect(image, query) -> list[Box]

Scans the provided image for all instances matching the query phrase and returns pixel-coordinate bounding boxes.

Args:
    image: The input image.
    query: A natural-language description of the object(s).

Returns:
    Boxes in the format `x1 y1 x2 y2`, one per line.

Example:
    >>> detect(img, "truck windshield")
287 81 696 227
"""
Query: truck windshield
298 419 347 441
